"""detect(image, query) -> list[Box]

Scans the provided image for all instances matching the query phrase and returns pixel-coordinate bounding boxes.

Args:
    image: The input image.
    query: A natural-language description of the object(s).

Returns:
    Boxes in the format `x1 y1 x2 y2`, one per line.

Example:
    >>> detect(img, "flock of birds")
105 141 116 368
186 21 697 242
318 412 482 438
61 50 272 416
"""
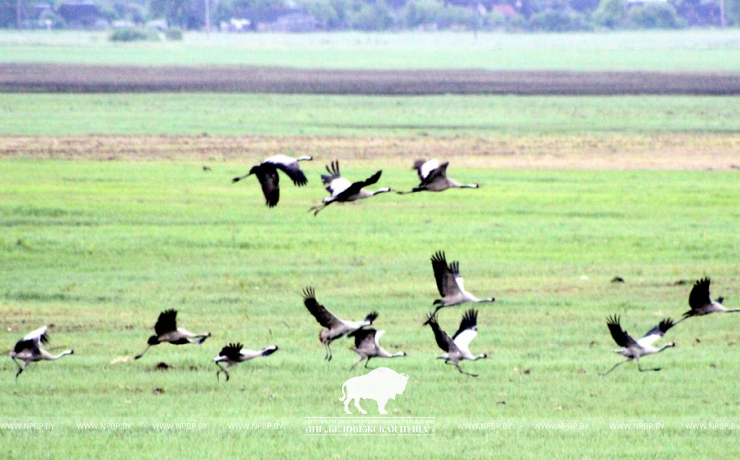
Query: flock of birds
7 154 734 381
602 277 735 375
230 154 479 213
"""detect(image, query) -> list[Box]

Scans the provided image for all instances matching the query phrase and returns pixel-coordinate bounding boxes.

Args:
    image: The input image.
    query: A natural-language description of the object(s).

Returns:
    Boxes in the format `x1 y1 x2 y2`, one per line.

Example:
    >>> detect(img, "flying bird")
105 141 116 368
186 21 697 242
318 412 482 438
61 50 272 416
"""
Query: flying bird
430 250 495 313
347 328 406 370
302 287 378 361
232 154 313 207
134 309 211 359
213 342 279 381
676 277 737 324
601 315 675 376
309 160 391 216
397 159 479 194
9 325 74 380
424 309 487 377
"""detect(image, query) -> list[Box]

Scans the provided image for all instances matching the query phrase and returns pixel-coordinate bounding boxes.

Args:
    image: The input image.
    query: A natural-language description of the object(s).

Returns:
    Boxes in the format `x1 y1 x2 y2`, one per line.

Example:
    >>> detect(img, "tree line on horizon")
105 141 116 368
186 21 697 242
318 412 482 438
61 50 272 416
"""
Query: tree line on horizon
1 0 739 32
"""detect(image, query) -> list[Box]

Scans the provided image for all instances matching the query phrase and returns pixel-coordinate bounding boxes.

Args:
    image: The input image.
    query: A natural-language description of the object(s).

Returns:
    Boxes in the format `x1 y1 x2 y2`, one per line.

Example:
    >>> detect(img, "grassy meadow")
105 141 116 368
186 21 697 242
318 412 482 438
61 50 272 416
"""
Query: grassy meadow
1 156 740 458
1 29 740 71
3 94 740 136
2 29 740 459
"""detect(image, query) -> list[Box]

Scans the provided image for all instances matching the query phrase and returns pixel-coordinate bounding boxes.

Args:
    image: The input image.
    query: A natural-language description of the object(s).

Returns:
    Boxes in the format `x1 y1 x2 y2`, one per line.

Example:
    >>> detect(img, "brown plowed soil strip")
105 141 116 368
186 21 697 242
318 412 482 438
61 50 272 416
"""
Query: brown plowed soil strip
3 64 740 95
2 134 739 170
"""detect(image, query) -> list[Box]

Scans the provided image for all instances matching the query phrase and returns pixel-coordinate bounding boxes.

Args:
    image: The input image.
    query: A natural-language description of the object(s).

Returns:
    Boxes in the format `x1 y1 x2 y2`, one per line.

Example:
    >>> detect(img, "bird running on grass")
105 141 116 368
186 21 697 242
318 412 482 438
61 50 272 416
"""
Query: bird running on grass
347 328 406 370
397 159 479 194
213 342 279 381
430 250 495 313
424 309 487 377
309 160 391 216
9 325 74 380
675 277 736 325
232 154 313 207
301 287 378 361
601 315 675 376
134 309 211 359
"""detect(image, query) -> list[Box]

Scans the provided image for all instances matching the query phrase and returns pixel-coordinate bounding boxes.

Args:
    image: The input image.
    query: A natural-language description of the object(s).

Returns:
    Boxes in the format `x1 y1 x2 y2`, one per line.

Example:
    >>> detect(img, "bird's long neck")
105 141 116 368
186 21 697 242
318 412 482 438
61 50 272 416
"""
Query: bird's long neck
297 156 313 162
656 344 674 354
47 350 73 360
372 188 391 196
473 296 495 303
391 352 406 358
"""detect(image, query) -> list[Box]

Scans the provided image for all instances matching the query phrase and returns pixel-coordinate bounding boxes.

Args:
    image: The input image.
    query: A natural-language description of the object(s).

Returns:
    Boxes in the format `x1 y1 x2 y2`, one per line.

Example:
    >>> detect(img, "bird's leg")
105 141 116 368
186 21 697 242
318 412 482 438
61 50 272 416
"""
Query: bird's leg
601 359 629 376
349 356 364 371
309 204 327 216
215 363 230 382
673 317 690 326
454 363 478 378
134 345 151 360
12 358 26 380
364 357 373 369
636 357 661 372
324 343 332 362
443 360 478 377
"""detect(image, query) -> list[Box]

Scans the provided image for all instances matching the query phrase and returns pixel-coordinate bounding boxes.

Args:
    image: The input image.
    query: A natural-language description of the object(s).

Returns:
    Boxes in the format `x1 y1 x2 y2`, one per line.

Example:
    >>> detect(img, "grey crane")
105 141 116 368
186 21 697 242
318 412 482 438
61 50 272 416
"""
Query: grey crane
302 287 378 361
675 277 736 325
347 328 406 370
134 309 211 359
430 250 495 313
309 160 391 216
213 342 279 381
232 154 313 207
601 315 676 376
397 159 479 194
9 325 73 380
424 309 487 377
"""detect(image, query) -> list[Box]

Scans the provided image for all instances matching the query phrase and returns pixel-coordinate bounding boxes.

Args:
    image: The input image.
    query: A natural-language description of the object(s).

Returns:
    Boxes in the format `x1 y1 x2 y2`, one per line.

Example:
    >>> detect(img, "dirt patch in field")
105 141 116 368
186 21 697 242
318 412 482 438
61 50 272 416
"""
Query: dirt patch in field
3 64 740 95
2 134 739 170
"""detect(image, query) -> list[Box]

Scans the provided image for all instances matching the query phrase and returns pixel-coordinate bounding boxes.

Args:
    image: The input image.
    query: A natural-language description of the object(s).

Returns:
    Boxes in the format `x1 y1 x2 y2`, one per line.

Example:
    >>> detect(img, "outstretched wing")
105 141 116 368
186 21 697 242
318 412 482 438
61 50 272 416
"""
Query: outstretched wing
254 163 280 207
688 277 712 311
421 161 449 185
302 287 342 329
424 312 457 354
606 315 639 348
638 318 674 347
431 251 461 298
321 160 342 187
219 343 244 360
334 170 382 200
155 309 178 335
273 161 308 187
22 325 49 345
348 328 378 349
14 339 41 357
452 309 479 353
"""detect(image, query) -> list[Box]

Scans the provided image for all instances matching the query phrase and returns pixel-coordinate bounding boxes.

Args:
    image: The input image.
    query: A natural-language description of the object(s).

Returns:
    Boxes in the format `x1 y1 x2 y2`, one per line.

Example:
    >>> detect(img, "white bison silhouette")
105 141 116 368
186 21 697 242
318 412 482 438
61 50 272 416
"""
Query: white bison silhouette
339 367 409 414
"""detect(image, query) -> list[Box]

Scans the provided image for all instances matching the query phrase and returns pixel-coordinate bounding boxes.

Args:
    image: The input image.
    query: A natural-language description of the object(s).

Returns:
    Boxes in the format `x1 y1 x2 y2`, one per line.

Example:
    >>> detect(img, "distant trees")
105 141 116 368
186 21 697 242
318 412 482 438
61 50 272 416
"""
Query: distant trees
2 0 736 30
593 0 626 28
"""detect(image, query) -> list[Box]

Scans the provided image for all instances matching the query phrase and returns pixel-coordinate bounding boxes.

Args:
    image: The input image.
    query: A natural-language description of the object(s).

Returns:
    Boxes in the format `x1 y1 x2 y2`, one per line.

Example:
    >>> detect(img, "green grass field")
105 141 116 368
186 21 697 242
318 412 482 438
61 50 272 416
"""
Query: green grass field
3 94 740 136
2 29 740 459
2 29 740 71
1 153 739 458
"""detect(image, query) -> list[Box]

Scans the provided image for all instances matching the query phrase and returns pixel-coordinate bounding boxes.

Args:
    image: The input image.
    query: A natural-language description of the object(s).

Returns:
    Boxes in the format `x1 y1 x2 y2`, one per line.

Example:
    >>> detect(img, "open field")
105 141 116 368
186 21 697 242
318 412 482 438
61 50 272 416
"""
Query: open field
2 30 740 71
4 64 740 95
3 29 740 457
1 134 740 170
1 136 740 458
3 94 740 136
